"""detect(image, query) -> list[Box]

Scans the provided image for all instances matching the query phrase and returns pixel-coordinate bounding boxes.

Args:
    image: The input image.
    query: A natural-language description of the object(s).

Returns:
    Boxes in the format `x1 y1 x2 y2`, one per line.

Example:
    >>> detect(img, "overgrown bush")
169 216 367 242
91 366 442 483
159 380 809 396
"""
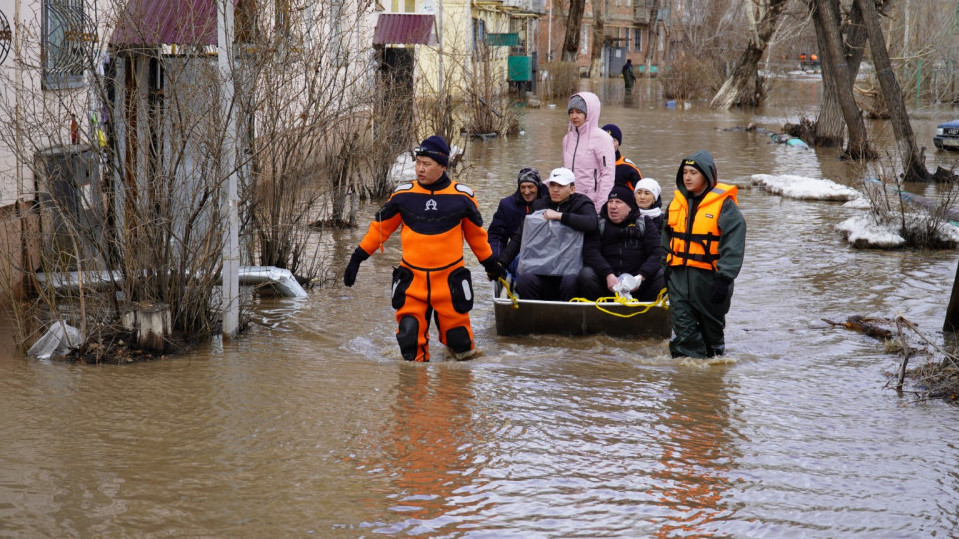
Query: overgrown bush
659 56 724 101
859 161 959 249
541 61 580 100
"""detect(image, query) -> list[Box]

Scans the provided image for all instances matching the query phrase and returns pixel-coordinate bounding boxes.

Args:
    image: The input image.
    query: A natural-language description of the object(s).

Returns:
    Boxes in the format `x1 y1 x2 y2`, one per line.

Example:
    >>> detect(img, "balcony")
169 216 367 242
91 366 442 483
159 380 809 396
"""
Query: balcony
500 0 545 15
633 6 651 25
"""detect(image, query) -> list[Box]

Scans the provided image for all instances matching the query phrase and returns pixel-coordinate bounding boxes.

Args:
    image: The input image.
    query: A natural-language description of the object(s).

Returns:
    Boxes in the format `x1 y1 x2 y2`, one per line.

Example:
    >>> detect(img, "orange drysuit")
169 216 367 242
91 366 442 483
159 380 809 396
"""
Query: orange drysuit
357 174 493 362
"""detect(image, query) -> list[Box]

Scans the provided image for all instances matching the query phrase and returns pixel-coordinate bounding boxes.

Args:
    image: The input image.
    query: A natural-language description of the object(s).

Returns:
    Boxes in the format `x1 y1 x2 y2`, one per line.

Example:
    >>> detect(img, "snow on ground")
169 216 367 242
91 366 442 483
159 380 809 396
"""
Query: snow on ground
752 173 958 249
836 212 959 249
751 174 862 201
835 213 906 248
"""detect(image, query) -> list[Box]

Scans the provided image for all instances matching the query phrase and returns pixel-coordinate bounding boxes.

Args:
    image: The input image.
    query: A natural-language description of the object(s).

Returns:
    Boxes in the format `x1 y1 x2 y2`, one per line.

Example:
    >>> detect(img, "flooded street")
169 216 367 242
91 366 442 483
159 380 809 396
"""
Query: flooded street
3 78 959 536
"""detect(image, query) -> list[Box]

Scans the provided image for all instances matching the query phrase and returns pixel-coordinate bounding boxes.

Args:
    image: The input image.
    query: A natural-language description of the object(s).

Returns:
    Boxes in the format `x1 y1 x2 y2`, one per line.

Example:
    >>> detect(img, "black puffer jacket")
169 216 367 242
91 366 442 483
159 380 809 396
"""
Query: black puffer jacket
586 205 662 280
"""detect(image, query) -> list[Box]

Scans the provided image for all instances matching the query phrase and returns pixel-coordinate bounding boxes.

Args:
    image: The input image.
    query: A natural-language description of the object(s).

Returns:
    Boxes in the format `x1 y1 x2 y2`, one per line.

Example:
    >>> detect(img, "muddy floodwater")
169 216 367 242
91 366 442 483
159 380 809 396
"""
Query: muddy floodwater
3 78 959 537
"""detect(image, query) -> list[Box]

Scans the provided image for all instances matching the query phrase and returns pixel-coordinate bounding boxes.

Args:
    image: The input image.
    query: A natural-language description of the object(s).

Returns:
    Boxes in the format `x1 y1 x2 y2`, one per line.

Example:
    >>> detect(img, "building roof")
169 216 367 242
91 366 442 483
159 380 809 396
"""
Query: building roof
372 14 435 46
111 0 236 46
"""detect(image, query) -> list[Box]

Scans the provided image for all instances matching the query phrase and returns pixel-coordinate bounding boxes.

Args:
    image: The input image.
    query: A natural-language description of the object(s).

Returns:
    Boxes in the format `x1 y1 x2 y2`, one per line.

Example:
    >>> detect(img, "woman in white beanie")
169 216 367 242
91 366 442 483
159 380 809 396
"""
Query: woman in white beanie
634 178 663 230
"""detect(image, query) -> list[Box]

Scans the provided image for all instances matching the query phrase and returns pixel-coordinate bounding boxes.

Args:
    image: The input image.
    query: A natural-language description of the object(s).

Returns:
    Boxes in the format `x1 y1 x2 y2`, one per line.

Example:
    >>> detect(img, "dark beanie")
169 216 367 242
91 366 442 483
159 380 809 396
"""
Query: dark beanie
415 135 450 167
568 94 587 114
608 185 638 212
602 123 622 145
517 167 541 187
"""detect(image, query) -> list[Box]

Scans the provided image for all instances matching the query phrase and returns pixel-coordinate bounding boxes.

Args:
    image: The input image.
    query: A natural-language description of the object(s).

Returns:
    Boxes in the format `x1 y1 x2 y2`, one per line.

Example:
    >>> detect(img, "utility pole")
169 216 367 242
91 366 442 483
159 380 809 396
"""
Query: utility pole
217 0 239 338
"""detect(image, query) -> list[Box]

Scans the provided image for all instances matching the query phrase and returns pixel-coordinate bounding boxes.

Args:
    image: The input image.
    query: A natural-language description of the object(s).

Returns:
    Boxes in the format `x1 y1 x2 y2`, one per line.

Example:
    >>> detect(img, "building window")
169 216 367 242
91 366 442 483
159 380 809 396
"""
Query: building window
634 28 642 52
42 0 92 89
580 25 588 55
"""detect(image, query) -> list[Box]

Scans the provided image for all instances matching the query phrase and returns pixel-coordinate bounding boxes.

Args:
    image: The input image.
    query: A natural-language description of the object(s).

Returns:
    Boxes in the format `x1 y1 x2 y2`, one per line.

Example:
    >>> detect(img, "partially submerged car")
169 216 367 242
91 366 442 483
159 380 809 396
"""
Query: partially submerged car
934 119 959 150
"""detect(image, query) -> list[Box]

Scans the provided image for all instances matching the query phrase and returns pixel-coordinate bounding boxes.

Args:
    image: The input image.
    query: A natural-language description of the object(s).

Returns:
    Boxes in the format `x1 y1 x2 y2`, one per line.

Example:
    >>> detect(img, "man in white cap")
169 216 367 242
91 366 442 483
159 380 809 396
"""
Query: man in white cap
498 167 602 301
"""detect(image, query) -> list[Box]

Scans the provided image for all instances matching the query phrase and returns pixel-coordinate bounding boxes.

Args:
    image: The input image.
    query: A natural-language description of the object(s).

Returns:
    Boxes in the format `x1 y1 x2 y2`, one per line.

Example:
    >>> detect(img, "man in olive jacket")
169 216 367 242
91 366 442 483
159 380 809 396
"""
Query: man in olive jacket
662 150 746 358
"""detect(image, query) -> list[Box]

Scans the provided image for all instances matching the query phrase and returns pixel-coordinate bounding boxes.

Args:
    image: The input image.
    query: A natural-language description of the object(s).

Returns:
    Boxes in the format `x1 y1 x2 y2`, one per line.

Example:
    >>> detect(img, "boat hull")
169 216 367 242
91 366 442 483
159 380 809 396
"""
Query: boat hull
493 293 671 339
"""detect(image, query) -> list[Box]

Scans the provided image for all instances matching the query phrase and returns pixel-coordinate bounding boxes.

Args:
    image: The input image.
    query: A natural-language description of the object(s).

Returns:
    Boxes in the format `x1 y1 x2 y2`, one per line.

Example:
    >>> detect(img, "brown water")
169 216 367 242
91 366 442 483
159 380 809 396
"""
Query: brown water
3 78 959 537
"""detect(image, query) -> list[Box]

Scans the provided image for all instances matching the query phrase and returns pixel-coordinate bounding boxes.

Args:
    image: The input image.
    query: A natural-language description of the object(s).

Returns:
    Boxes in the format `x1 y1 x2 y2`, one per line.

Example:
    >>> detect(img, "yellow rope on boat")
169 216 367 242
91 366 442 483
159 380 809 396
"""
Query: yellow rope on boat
569 288 669 318
498 277 519 309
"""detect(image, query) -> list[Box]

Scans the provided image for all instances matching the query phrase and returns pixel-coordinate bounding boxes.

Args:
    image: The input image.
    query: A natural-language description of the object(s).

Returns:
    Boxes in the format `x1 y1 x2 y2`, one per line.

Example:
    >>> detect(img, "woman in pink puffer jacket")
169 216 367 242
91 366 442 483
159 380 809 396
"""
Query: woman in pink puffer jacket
562 91 616 214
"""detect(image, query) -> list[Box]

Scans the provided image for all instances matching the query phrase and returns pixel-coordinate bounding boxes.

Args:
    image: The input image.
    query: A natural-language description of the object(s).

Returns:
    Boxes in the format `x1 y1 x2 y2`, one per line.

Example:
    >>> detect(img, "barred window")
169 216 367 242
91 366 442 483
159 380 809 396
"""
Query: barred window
42 0 94 89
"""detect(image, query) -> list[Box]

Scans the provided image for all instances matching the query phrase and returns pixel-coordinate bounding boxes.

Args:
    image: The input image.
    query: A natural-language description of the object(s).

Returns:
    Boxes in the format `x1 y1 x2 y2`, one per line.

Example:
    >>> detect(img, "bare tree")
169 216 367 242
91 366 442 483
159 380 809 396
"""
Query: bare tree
588 0 604 78
854 0 928 181
562 0 586 62
711 0 791 109
811 0 871 159
800 0 885 147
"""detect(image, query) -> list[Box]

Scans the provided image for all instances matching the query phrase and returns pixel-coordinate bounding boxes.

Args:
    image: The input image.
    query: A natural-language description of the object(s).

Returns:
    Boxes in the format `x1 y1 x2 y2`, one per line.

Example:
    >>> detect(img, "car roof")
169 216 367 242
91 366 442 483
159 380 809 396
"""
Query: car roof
938 119 959 128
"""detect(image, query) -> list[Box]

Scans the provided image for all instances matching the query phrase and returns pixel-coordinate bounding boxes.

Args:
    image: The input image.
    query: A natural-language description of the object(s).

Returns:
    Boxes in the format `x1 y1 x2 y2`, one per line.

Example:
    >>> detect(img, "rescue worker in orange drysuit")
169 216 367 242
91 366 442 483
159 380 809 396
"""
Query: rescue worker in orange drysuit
343 135 506 362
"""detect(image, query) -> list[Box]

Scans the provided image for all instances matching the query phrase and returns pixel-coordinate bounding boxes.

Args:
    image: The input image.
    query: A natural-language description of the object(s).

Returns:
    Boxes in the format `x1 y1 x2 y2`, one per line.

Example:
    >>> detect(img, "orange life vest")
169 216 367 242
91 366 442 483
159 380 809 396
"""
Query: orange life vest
615 155 642 191
665 183 738 271
616 155 642 177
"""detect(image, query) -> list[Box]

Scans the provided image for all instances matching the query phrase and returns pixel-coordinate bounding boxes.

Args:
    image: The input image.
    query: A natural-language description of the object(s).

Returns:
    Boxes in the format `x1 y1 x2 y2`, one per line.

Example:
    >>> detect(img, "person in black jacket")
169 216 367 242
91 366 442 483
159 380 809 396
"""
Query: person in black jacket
487 168 546 275
602 123 643 192
499 167 600 301
577 185 664 301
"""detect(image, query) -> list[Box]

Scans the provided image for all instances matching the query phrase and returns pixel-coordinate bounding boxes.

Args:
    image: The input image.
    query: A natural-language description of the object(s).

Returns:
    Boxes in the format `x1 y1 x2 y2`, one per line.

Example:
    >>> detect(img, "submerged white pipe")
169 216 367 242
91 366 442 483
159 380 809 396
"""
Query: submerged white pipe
35 266 308 298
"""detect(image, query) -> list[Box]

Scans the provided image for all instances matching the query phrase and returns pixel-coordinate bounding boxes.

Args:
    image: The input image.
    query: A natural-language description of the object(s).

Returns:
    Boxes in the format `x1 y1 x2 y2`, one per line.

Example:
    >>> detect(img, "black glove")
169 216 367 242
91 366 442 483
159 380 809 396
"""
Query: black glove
343 247 369 287
481 256 507 282
709 275 732 304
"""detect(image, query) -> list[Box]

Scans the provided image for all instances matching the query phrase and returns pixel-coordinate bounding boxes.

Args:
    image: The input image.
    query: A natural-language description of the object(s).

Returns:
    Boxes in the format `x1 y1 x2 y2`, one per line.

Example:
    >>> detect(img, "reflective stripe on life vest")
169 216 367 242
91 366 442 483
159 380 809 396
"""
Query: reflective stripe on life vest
616 155 642 178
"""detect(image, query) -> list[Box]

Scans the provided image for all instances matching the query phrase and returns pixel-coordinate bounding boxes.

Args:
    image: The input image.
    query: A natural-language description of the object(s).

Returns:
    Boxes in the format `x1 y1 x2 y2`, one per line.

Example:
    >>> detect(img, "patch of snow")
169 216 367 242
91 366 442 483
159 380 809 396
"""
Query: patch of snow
751 174 861 201
835 214 905 249
842 197 872 209
388 151 416 184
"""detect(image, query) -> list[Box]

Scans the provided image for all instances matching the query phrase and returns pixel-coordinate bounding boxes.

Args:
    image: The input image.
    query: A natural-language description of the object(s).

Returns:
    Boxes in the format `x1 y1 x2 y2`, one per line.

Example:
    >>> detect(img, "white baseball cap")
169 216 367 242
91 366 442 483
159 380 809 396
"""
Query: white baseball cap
547 167 575 186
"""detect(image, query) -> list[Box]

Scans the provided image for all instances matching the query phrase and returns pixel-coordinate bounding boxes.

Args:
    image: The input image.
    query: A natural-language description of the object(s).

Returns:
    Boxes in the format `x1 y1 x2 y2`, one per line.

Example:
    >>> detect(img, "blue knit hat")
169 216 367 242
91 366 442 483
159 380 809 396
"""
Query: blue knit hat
601 124 622 145
415 135 450 167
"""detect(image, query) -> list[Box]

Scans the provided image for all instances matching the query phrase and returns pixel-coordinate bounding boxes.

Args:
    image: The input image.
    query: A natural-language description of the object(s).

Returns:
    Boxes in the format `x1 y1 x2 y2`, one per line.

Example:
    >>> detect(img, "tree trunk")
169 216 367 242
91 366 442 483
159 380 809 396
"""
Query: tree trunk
563 0 586 63
813 0 870 159
855 0 929 181
710 0 789 110
811 5 845 146
588 0 604 78
945 257 959 333
812 0 887 147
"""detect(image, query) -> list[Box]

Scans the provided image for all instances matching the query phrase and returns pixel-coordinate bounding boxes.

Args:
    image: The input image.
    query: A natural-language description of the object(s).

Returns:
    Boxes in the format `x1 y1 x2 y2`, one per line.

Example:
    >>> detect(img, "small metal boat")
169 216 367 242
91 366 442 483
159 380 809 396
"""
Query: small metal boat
492 281 671 339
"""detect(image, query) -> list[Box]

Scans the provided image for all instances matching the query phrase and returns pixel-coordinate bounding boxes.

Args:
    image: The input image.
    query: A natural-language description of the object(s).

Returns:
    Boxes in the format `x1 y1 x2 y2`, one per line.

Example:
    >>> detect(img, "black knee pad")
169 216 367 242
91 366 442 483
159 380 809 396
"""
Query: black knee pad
397 316 419 361
445 326 472 354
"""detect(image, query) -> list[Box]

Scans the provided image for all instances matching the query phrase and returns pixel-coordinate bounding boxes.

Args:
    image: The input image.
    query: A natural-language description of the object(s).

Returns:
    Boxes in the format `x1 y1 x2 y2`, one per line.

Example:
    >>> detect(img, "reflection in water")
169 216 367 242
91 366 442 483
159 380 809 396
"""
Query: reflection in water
652 365 736 536
370 365 479 535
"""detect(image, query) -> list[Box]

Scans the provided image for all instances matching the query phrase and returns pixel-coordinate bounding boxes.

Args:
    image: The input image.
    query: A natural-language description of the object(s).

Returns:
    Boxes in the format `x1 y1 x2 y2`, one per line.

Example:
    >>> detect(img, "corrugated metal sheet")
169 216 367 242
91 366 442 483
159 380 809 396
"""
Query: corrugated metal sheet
111 0 235 46
372 14 435 46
